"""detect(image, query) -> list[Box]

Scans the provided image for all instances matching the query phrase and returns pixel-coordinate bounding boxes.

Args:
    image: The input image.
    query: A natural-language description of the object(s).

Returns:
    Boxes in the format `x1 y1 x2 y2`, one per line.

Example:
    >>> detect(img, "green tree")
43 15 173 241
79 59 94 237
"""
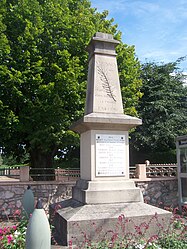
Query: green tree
0 0 142 173
117 43 142 116
130 60 187 163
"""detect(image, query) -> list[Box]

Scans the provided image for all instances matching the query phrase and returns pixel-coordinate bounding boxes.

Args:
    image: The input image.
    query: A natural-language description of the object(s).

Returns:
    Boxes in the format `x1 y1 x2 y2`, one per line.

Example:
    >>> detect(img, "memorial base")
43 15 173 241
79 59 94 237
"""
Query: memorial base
51 199 171 247
72 179 143 204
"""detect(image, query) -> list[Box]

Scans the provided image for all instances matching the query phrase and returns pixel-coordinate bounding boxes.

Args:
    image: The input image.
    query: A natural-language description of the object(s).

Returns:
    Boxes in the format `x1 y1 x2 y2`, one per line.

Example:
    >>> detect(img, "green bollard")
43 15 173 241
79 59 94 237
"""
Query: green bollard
25 199 51 249
22 185 35 218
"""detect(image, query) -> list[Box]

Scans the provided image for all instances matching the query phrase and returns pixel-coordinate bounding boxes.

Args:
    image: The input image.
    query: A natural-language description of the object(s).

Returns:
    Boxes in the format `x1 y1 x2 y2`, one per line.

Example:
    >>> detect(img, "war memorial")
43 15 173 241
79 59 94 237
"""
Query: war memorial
52 32 171 246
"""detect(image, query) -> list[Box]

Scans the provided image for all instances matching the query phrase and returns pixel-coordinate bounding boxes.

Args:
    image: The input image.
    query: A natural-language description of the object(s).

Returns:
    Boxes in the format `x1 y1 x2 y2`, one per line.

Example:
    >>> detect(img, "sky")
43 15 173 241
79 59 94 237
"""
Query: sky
91 0 187 72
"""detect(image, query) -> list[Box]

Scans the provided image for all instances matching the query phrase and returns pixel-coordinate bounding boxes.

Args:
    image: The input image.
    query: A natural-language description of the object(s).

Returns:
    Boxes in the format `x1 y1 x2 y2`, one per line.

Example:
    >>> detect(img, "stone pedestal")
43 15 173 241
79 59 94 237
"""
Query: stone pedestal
52 200 171 246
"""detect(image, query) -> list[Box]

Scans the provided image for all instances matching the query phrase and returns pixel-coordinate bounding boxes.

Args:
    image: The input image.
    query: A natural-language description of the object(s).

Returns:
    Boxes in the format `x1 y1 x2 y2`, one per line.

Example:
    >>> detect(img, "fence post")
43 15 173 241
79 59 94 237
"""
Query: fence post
26 199 51 249
56 167 59 181
20 166 30 181
135 164 147 180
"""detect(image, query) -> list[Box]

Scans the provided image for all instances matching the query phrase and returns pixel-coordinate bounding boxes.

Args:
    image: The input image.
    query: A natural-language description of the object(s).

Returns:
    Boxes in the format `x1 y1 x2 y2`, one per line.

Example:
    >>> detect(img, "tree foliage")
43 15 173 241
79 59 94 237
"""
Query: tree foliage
117 44 142 116
130 60 187 163
0 0 142 168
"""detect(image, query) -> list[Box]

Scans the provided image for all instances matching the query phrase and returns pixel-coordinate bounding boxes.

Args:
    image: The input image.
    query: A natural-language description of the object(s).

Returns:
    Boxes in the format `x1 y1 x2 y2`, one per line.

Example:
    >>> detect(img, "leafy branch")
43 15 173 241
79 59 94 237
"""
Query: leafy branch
97 64 116 102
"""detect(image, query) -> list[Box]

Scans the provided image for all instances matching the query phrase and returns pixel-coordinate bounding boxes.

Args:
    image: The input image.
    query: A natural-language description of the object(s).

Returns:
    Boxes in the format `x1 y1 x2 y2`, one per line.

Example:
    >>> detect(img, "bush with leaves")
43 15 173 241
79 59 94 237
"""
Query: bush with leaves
0 219 27 249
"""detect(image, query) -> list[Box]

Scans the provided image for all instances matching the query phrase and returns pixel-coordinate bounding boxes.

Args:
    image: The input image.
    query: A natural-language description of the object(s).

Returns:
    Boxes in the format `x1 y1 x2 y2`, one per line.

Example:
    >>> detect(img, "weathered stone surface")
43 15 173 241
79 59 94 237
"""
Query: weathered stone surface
13 187 25 195
5 191 14 199
136 179 178 208
16 200 22 208
0 182 73 218
155 191 162 199
85 32 123 115
52 199 171 246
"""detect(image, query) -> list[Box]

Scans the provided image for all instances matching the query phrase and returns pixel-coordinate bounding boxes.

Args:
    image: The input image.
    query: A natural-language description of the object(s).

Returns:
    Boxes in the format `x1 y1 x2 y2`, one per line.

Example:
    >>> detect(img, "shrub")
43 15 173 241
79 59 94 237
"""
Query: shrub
0 212 28 249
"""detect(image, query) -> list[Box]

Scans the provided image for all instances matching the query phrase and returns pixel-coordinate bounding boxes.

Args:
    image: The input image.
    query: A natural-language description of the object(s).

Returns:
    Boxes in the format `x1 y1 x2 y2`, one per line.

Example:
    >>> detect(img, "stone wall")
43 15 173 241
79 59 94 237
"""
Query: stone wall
136 178 178 208
0 178 178 218
0 181 73 218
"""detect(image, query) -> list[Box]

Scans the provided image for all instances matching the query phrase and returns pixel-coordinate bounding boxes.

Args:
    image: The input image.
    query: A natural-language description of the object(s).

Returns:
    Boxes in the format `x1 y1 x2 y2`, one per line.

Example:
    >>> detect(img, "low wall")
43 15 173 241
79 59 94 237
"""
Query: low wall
0 181 73 218
0 178 178 218
136 178 178 208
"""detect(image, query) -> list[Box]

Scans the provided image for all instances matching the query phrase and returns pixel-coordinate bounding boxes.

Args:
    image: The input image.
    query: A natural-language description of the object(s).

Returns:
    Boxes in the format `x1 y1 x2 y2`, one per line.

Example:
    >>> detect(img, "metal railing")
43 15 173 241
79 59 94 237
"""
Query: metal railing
29 167 80 181
30 168 55 180
146 164 177 178
129 166 136 178
53 164 177 180
55 168 80 181
0 166 20 179
0 164 177 181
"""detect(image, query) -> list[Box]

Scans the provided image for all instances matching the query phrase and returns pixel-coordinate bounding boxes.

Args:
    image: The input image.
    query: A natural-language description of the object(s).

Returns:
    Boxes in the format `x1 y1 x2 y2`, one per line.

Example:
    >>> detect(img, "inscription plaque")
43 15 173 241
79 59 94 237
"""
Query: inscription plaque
96 134 126 176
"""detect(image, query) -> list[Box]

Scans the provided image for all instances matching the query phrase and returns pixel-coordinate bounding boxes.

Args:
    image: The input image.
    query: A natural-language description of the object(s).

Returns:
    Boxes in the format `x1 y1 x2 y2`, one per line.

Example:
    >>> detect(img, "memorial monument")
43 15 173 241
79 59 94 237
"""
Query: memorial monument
52 32 171 246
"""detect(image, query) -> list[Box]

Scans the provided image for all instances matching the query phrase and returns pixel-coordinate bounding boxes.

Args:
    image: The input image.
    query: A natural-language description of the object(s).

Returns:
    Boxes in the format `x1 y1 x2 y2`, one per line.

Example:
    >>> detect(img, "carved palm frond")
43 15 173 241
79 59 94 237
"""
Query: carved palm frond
97 64 116 102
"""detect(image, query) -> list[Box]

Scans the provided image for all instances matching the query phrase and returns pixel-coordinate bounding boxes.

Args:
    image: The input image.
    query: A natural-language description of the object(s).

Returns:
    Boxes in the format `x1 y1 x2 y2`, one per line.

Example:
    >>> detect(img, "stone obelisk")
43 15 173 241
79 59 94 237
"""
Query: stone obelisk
52 32 171 246
71 32 143 204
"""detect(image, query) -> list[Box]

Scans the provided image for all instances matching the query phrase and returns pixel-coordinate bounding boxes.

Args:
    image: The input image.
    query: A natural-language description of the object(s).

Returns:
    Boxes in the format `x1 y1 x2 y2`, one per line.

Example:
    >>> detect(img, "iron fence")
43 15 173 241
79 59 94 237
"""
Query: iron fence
55 168 80 181
34 164 177 180
29 167 80 181
0 164 178 181
146 164 177 178
129 166 136 178
0 166 20 179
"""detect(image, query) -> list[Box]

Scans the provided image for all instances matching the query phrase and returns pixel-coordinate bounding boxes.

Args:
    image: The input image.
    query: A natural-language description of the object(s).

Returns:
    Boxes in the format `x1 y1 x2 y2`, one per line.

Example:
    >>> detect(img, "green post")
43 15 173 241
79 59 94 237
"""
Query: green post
25 199 51 249
22 185 35 218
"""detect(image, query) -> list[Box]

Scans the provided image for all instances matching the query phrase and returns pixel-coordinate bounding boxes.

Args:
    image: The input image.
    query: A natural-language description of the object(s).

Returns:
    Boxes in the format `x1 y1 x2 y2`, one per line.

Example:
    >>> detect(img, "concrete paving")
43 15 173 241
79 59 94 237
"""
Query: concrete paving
0 176 19 181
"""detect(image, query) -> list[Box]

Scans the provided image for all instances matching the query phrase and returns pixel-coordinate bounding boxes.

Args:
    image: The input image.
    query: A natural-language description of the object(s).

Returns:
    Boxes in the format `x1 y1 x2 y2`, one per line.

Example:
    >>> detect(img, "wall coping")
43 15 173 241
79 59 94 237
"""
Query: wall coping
0 177 177 186
133 177 177 182
0 180 76 186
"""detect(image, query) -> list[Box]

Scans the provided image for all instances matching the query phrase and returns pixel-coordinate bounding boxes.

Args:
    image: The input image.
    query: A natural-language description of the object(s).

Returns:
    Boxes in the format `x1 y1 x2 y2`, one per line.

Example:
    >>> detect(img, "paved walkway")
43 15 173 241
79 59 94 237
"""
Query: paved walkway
0 176 19 181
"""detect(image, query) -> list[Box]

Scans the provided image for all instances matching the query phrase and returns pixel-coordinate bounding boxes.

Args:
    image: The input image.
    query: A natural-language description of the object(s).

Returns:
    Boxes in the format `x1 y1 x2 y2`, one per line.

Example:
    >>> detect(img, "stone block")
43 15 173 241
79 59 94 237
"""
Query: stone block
5 191 14 199
52 199 172 246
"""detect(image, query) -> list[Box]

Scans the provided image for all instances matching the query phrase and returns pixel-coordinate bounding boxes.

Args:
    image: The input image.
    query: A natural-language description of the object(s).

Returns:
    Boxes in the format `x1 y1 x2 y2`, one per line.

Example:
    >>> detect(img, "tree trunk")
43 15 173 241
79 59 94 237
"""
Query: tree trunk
30 149 56 181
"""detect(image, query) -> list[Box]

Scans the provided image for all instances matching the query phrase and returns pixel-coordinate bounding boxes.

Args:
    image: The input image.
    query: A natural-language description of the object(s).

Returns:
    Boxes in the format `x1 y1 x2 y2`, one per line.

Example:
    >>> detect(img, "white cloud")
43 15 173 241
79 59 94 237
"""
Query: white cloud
170 72 187 86
91 0 160 16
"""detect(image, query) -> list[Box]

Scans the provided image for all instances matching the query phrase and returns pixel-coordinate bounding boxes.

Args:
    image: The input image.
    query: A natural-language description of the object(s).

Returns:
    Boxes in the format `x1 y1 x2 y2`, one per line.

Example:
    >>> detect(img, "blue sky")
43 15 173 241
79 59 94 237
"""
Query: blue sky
91 0 187 71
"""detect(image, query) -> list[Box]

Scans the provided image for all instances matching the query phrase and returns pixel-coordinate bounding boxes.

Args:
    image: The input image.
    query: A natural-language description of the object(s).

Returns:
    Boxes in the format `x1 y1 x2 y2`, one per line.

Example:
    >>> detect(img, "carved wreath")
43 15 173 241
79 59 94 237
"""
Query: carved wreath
97 63 116 102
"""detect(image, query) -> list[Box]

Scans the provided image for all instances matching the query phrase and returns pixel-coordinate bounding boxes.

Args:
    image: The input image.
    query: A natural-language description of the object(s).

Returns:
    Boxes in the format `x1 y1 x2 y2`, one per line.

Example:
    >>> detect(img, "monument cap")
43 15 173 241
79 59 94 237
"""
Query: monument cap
87 32 119 59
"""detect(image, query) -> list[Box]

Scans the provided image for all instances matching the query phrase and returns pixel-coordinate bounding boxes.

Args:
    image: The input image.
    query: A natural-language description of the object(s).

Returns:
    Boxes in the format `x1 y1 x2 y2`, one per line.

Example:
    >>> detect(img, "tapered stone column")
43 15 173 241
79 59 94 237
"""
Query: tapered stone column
85 32 123 115
71 32 142 204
